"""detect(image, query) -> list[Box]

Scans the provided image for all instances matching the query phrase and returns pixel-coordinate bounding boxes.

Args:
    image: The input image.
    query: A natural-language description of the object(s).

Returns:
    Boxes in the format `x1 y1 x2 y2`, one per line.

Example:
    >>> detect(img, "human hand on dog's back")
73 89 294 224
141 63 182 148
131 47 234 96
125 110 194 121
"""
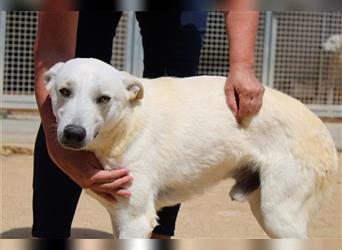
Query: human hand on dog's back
34 12 132 204
223 11 265 123
225 63 264 123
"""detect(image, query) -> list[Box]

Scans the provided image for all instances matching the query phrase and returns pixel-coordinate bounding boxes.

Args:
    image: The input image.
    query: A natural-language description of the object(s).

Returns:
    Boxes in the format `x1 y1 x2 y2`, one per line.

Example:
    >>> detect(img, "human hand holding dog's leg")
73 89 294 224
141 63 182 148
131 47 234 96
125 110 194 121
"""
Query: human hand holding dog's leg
86 166 133 203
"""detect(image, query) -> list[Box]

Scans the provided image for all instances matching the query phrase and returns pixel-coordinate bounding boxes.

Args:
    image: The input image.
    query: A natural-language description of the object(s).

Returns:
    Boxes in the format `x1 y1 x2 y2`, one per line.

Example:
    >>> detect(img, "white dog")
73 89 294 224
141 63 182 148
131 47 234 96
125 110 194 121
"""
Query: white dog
44 58 338 239
321 34 342 104
322 34 342 53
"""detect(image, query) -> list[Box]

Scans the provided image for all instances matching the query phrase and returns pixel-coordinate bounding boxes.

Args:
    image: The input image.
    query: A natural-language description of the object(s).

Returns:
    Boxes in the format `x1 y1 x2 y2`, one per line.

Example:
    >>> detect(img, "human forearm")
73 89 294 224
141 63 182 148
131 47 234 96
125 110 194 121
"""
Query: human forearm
223 8 264 122
34 11 85 178
34 11 78 130
33 12 133 201
224 11 259 68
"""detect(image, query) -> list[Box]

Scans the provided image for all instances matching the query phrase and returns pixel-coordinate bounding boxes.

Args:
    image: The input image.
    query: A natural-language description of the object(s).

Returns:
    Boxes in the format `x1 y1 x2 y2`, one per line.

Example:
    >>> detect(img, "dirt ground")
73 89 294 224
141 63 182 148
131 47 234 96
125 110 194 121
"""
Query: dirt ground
0 153 341 239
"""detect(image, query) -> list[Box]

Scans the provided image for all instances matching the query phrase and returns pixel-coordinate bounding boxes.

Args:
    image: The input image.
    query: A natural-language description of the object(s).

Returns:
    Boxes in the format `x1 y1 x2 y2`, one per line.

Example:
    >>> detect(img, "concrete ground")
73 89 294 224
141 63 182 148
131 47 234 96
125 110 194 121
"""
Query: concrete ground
1 116 341 238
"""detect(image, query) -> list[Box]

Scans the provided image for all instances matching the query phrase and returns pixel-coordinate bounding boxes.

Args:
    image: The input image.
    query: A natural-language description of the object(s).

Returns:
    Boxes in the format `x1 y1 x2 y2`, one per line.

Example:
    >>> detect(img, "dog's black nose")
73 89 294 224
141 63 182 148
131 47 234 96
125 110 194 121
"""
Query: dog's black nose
63 125 86 145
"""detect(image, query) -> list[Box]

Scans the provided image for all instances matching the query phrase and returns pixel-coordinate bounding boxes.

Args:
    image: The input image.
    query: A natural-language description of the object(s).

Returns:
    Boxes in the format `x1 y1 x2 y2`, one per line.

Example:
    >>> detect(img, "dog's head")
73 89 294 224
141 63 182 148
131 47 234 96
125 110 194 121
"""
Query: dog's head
44 58 143 150
322 34 342 52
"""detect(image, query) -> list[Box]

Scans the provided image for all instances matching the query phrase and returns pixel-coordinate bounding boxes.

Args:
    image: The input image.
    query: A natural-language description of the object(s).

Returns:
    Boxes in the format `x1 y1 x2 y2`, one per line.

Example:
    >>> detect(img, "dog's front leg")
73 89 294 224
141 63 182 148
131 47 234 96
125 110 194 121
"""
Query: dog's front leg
114 192 158 239
106 208 119 238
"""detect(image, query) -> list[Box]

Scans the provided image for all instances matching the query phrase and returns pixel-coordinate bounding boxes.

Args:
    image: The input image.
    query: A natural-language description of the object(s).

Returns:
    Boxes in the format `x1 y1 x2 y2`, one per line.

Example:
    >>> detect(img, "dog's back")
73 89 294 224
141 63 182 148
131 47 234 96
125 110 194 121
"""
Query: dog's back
132 76 338 216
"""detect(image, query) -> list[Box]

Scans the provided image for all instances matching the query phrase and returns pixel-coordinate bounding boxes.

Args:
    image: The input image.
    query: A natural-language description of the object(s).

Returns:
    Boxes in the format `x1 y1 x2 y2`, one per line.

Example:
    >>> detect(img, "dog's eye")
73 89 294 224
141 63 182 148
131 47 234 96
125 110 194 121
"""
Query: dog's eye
59 88 71 97
97 95 111 104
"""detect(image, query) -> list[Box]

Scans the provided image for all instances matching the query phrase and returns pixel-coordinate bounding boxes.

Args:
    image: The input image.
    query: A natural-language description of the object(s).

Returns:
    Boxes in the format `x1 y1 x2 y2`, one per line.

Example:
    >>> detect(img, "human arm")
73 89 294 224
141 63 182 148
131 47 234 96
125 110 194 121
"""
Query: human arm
224 8 265 123
34 11 132 203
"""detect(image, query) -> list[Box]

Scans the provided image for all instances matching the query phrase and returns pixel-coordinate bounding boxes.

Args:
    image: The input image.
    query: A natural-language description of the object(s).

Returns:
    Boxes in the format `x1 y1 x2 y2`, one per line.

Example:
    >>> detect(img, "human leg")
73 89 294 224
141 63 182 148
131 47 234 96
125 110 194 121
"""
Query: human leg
136 11 208 237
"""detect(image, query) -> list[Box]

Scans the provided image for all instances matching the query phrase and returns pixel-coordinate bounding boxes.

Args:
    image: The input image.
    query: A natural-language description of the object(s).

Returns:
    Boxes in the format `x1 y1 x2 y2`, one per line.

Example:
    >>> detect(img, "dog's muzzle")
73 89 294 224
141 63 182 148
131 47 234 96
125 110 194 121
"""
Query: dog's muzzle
61 124 86 149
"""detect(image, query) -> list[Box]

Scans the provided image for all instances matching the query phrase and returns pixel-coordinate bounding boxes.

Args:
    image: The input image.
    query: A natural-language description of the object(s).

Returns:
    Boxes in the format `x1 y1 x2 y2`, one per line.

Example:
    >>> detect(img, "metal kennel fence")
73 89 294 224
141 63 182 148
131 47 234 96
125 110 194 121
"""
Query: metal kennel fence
0 11 135 109
197 11 342 117
198 12 266 82
272 12 342 117
0 11 341 117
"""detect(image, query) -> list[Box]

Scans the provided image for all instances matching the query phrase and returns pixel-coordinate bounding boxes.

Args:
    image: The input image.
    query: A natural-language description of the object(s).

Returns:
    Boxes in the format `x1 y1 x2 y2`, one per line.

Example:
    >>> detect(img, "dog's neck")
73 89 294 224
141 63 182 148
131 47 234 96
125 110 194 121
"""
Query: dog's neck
86 107 144 165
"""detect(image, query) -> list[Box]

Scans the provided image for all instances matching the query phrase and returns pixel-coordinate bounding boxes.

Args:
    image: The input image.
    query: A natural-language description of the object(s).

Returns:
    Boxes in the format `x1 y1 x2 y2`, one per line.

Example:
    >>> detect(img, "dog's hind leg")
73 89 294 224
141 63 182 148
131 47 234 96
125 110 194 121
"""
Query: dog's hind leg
246 189 268 234
253 158 317 238
229 167 271 235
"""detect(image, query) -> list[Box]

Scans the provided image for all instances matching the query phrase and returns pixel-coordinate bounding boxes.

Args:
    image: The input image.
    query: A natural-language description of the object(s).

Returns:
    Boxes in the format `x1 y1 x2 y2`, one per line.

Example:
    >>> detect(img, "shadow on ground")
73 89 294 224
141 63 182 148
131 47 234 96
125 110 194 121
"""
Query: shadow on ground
1 228 113 239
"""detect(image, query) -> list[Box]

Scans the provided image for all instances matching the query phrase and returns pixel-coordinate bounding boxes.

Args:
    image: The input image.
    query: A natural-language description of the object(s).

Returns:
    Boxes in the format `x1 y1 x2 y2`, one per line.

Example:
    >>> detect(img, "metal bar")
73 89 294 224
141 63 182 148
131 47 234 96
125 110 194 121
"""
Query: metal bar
124 12 135 73
0 12 4 225
320 13 335 106
131 16 144 77
261 11 272 86
2 95 37 108
118 0 144 10
267 12 277 88
308 104 342 118
1 95 37 110
0 11 7 102
318 13 326 90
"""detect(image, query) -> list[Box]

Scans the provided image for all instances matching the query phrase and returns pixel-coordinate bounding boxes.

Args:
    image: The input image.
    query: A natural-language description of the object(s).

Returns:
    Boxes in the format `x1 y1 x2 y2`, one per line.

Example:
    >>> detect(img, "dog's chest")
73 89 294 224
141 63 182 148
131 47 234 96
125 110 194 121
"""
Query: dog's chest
94 152 122 171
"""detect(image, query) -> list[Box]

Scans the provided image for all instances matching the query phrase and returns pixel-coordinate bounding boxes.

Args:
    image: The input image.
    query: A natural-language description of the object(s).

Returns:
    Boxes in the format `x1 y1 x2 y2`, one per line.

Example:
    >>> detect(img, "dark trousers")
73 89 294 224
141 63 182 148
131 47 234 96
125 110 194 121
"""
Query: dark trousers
32 11 207 238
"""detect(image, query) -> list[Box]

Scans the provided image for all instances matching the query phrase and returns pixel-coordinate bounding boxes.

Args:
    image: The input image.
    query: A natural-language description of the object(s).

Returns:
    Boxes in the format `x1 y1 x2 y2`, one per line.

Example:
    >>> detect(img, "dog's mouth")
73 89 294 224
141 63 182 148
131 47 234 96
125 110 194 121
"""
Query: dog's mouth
59 142 85 150
94 131 99 139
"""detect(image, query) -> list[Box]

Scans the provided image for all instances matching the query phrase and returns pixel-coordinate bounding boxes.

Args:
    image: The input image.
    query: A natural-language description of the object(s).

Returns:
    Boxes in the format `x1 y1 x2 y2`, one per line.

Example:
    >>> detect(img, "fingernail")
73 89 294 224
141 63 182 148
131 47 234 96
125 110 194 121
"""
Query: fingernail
119 190 131 197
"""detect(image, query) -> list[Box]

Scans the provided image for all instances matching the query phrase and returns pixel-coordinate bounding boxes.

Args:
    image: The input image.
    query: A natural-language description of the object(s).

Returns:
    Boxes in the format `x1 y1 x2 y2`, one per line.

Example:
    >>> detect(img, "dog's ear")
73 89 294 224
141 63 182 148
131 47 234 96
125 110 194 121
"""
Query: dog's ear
44 62 64 92
121 71 144 101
